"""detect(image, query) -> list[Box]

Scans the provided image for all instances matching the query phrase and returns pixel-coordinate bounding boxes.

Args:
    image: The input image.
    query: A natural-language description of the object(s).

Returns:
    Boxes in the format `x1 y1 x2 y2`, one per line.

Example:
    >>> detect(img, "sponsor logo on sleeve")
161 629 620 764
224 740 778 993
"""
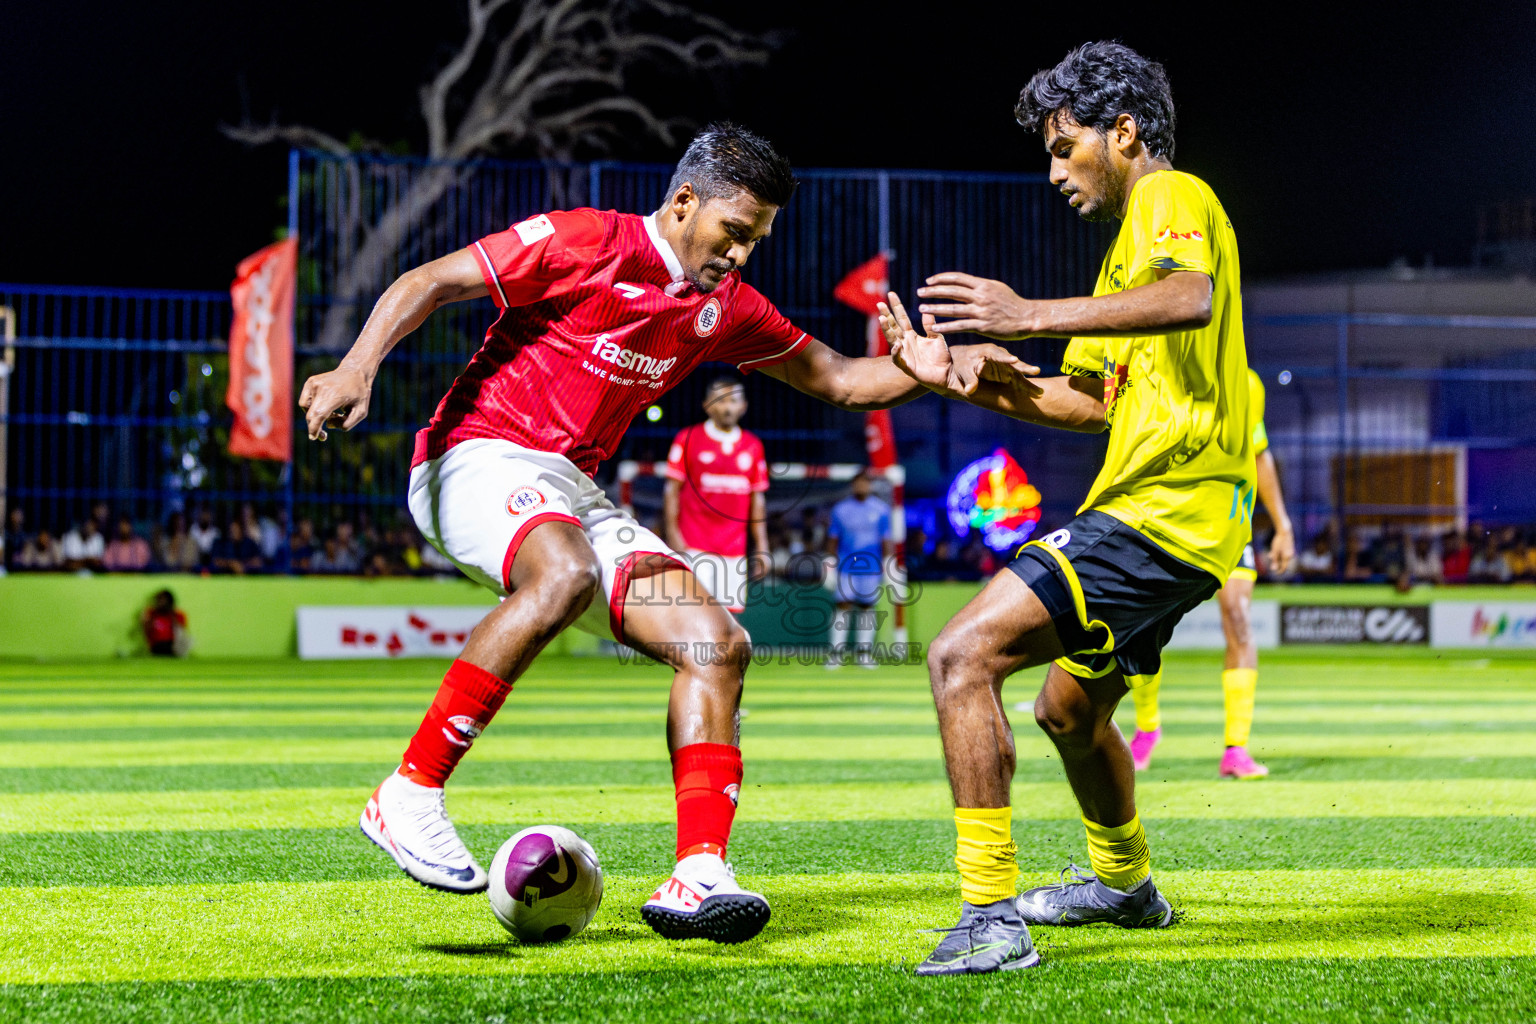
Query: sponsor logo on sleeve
1041 528 1072 549
1154 226 1205 243
694 297 723 338
506 486 547 516
513 214 556 245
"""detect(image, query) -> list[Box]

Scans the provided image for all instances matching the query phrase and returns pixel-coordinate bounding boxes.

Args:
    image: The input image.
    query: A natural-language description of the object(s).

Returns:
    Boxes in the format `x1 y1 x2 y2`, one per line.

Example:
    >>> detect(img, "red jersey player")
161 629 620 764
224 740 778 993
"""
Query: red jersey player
300 124 1031 945
663 376 769 613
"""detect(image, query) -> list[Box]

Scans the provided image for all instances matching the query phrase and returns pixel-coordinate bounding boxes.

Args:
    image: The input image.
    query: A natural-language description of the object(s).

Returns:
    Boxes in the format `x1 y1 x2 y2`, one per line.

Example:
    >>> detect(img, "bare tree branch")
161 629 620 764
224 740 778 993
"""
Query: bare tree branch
226 0 777 350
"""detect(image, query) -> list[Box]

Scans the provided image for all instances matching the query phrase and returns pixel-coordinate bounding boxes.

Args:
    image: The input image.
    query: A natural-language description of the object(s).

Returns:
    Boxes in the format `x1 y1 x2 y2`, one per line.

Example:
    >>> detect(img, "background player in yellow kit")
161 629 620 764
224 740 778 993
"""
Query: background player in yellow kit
877 41 1255 974
1129 368 1295 778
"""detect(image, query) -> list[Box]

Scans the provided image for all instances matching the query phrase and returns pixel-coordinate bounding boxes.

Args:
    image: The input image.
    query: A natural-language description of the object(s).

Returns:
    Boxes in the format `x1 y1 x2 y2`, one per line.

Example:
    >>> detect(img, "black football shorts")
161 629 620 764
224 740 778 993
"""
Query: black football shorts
1007 509 1220 682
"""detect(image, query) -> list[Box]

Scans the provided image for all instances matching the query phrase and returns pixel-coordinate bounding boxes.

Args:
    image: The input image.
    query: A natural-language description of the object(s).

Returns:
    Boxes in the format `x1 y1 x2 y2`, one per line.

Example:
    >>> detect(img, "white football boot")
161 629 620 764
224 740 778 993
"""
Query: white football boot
359 770 488 893
640 852 770 943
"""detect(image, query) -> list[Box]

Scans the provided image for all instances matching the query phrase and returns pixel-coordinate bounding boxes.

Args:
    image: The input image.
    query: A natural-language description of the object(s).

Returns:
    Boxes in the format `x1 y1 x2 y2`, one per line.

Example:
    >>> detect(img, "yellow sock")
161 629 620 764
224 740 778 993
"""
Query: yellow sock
1083 814 1151 892
954 807 1018 905
1131 671 1162 733
1223 668 1258 747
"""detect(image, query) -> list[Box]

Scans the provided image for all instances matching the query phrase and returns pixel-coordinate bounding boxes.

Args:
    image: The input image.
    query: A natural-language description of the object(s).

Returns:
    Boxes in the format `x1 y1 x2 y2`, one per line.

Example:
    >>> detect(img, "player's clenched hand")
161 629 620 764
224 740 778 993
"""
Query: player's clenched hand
917 273 1036 339
950 344 1044 397
1268 524 1296 575
877 292 953 390
299 366 372 441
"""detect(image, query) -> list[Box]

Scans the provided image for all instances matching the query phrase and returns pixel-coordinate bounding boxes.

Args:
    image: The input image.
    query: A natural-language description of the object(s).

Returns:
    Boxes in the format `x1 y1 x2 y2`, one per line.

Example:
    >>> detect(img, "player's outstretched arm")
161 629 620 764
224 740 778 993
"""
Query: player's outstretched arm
299 249 488 440
1256 449 1295 573
878 292 1105 434
757 339 929 411
915 270 1212 340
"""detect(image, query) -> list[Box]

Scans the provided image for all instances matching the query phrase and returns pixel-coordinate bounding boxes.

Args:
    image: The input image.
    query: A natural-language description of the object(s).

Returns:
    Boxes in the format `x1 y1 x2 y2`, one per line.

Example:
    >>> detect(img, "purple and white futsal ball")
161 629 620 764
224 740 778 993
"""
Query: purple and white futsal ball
488 825 604 942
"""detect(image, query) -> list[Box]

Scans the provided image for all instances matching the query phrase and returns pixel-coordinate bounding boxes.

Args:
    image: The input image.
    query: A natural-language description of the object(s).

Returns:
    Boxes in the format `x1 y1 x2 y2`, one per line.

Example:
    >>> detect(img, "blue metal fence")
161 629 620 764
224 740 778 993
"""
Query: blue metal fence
6 149 1536 571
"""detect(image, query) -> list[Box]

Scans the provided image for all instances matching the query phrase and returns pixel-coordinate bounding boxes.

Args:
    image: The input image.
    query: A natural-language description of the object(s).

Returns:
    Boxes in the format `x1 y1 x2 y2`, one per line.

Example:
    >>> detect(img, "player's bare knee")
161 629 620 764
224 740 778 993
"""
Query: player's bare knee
926 628 974 700
533 559 601 629
1220 595 1252 648
1034 686 1092 748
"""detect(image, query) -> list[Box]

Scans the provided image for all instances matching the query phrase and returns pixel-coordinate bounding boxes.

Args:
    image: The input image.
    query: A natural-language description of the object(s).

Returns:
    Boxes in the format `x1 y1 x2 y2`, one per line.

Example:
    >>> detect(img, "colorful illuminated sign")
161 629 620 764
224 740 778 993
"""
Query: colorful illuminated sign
946 448 1043 551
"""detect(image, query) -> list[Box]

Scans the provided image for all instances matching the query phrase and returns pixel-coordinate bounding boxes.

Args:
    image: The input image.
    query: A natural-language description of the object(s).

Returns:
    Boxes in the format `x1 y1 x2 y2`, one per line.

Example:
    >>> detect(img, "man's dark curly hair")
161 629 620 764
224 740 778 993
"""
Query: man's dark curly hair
1015 42 1176 160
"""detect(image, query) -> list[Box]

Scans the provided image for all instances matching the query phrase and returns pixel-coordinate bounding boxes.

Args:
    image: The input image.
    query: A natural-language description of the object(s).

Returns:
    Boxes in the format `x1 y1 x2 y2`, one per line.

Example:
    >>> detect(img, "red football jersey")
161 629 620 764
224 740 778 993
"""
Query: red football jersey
667 422 768 557
412 209 812 475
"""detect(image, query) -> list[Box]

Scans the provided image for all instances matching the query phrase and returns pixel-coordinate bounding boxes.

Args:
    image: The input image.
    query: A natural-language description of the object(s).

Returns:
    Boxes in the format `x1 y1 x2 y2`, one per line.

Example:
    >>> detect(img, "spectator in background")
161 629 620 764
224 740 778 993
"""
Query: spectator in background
958 535 997 577
189 508 220 561
141 589 188 657
89 501 112 539
904 525 929 580
334 522 363 566
1405 535 1443 586
4 507 28 571
1370 521 1406 581
792 506 825 555
1342 531 1373 582
1296 534 1336 581
209 521 265 575
102 518 151 572
1442 531 1471 584
288 518 318 573
1469 537 1513 583
310 536 359 575
18 529 63 570
61 519 105 572
1512 531 1536 583
157 513 202 573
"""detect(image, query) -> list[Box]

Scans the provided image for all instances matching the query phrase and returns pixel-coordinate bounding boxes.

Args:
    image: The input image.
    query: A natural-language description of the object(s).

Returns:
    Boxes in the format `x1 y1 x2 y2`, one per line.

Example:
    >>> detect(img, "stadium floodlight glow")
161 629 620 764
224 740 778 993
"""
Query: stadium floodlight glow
946 448 1043 552
645 405 663 422
1279 370 1293 385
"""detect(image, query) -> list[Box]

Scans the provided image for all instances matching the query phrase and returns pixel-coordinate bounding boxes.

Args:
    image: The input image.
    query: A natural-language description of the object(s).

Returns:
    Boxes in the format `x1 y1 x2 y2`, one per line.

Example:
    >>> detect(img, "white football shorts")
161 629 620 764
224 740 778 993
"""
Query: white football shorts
408 438 687 641
682 548 748 614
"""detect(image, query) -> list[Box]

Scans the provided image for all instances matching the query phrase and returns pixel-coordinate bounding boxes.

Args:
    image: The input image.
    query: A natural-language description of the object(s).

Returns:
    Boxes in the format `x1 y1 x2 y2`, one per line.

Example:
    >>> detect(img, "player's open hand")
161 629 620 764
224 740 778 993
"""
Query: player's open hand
917 273 1036 339
877 292 953 391
299 366 372 441
950 343 1043 397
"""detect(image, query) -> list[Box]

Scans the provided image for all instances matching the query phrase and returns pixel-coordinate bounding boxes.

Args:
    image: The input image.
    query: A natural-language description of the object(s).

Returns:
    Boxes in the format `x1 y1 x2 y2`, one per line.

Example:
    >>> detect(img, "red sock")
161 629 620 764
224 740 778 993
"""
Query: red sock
672 742 743 860
399 659 512 786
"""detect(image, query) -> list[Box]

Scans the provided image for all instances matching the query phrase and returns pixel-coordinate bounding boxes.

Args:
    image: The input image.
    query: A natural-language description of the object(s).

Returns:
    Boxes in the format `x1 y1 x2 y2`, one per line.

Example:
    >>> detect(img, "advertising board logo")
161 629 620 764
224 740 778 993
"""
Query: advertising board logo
1280 605 1428 645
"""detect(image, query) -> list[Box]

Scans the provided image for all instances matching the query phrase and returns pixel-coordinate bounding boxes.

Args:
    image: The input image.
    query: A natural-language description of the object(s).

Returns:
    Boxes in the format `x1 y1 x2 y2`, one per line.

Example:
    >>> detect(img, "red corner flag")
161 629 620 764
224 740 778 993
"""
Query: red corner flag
226 237 297 461
834 254 897 469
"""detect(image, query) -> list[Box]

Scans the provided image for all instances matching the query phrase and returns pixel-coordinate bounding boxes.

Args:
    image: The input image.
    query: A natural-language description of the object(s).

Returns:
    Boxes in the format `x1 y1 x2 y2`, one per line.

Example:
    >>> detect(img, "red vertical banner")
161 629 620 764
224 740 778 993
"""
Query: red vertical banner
833 253 897 469
226 237 297 461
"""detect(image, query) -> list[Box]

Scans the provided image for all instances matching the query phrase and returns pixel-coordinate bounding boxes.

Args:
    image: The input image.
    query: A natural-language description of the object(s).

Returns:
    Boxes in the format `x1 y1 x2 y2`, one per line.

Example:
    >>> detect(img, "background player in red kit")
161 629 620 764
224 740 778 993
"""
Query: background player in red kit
300 124 1033 944
664 376 769 614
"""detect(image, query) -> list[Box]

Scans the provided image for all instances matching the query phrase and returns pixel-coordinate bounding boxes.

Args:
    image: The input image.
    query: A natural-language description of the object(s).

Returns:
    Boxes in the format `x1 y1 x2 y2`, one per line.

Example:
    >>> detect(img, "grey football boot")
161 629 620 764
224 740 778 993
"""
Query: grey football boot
1016 863 1174 928
915 899 1041 975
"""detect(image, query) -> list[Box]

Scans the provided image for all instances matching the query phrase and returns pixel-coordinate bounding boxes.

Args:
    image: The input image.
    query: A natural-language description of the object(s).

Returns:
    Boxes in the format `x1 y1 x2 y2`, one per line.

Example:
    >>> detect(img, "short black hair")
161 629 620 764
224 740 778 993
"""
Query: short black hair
1015 42 1176 160
704 374 743 395
666 122 798 208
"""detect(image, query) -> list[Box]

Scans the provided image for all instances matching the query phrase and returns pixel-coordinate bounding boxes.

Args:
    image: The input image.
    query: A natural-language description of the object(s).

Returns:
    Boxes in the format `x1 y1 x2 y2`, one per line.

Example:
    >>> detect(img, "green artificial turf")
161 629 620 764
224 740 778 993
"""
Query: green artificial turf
3 651 1535 1022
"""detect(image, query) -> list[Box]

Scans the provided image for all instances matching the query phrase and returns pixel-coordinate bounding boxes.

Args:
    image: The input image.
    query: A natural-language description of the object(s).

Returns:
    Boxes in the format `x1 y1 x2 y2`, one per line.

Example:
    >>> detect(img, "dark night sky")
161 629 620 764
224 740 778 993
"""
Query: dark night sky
4 1 1534 290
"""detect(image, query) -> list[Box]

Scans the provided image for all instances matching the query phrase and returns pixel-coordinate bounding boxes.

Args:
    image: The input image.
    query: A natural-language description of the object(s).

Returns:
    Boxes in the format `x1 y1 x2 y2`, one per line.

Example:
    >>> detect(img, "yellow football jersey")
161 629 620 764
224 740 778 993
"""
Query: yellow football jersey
1061 170 1255 581
1247 367 1269 455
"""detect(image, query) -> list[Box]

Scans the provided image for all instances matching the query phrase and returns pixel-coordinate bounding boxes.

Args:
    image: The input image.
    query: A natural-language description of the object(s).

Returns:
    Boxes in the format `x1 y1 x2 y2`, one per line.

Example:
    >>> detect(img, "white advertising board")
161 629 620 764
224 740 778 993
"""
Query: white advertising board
297 606 493 659
1430 602 1536 649
1164 599 1279 650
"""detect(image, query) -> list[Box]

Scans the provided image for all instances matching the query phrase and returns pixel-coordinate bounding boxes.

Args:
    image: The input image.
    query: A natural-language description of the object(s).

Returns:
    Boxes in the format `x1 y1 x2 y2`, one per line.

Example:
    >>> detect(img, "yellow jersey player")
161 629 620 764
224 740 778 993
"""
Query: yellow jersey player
1129 368 1295 778
876 41 1254 974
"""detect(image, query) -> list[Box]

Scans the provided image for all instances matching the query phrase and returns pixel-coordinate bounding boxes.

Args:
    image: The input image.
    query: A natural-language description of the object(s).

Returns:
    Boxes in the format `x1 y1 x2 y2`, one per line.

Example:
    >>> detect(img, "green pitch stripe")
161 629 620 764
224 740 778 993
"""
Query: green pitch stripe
6 958 1534 1024
10 700 1536 731
3 816 1533 888
4 870 1534 984
6 778 1533 833
12 729 1536 769
9 751 1534 795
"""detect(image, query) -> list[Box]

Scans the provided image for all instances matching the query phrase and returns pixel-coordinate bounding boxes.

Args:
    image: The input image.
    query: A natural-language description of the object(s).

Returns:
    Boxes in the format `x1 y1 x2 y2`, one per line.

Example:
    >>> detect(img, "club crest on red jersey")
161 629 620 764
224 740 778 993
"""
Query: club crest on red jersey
506 486 547 516
694 297 723 338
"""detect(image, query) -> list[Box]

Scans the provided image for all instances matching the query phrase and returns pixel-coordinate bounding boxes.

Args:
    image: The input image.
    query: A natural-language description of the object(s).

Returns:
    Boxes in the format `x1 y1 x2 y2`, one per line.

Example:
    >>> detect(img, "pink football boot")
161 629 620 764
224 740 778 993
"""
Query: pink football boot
1130 728 1162 772
1219 746 1270 779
